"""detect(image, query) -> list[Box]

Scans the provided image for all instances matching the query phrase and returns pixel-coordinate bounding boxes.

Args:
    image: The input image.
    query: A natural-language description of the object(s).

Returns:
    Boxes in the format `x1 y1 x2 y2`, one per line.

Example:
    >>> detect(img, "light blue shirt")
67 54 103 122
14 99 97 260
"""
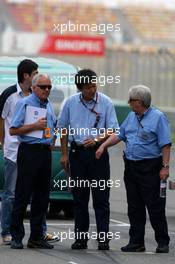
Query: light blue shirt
118 107 172 160
11 93 56 144
58 92 119 144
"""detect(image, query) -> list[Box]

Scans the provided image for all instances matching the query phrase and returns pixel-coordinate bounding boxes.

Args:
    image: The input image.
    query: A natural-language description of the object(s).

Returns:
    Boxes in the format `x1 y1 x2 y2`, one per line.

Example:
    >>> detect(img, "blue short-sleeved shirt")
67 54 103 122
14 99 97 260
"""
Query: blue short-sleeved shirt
58 92 119 144
11 93 56 144
118 107 171 160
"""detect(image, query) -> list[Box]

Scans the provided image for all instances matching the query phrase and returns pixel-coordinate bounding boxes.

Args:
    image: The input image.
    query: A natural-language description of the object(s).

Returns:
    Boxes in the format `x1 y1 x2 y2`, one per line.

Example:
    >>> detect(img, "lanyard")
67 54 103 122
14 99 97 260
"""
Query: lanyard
79 93 100 128
79 93 98 114
136 114 144 128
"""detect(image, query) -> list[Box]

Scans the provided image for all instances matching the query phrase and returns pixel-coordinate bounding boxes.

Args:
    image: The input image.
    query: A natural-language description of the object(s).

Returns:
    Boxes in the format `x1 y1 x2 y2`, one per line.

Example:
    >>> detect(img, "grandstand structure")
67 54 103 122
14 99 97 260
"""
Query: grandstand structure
123 7 175 45
2 0 118 34
1 0 175 46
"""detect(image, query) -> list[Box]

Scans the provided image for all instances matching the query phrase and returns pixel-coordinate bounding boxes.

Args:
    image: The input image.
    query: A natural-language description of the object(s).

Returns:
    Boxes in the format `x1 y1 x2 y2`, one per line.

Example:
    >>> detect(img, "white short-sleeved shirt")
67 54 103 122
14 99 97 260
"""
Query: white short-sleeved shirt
0 83 24 162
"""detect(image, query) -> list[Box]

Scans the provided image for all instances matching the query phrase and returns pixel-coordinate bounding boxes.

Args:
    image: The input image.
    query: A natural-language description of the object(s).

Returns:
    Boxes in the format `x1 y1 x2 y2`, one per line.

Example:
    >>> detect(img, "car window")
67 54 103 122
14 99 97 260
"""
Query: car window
0 57 78 116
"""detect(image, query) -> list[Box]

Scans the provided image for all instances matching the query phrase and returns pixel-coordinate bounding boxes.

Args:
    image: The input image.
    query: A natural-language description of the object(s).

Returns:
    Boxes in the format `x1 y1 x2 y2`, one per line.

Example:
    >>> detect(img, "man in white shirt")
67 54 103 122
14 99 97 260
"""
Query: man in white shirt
0 59 38 244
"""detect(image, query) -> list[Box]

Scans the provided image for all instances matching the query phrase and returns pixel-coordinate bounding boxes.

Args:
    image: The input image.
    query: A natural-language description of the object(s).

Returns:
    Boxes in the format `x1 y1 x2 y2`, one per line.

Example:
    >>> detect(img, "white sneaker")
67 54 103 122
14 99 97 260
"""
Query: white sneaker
44 233 60 243
2 235 12 245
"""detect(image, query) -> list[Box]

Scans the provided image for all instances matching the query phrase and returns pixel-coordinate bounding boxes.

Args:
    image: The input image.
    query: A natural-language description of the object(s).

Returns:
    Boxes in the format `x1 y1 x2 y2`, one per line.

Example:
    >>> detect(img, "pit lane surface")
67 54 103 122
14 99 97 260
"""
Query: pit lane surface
0 145 174 264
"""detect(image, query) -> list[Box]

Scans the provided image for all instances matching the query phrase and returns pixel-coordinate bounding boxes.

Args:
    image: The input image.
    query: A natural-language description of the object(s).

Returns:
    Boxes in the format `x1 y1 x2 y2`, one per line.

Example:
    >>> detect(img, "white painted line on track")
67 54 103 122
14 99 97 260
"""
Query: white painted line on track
68 262 78 264
24 222 128 227
25 223 75 226
169 232 175 235
110 219 130 227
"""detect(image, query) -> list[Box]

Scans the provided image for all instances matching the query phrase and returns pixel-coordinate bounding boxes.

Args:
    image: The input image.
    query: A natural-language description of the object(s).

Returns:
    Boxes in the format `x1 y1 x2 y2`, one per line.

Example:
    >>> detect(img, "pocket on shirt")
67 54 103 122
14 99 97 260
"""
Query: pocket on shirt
138 127 155 141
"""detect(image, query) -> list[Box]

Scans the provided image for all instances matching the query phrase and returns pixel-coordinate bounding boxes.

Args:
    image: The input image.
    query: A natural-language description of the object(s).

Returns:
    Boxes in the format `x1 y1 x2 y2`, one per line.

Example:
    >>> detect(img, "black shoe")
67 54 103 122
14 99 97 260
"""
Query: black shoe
121 243 145 252
27 239 54 249
11 240 23 249
98 241 110 250
156 244 169 253
71 240 87 250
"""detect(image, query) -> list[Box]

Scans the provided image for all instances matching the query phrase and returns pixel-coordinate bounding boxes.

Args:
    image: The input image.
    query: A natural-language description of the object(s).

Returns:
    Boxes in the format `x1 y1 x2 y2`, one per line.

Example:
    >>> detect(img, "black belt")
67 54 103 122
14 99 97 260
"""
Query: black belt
70 142 98 151
124 156 162 164
20 142 50 150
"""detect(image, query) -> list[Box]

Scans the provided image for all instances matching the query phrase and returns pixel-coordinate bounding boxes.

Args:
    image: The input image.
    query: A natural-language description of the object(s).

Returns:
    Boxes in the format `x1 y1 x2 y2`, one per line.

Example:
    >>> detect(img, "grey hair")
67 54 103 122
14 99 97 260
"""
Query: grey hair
128 85 151 108
32 73 51 86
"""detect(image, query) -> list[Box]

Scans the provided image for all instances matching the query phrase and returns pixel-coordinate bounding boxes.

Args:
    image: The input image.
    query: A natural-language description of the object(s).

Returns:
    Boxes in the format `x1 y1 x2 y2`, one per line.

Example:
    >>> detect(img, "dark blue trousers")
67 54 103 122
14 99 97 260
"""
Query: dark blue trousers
10 143 51 242
124 156 170 246
69 146 110 241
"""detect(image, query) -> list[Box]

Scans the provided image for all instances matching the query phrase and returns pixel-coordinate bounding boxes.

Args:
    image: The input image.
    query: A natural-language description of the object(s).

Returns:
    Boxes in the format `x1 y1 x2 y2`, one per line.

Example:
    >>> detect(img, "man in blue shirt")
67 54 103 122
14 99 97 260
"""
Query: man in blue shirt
0 60 59 245
9 73 56 249
58 69 119 250
96 85 171 253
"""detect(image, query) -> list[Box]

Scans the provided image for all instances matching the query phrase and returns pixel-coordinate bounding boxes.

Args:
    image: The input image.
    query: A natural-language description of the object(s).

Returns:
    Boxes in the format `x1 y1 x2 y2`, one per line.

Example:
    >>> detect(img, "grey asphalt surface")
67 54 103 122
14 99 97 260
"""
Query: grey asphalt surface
0 144 174 264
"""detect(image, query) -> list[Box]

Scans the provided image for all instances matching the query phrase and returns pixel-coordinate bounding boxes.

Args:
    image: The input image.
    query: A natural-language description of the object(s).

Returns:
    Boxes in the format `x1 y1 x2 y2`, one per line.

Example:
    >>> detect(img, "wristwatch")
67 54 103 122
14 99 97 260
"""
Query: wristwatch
94 138 99 145
162 164 169 169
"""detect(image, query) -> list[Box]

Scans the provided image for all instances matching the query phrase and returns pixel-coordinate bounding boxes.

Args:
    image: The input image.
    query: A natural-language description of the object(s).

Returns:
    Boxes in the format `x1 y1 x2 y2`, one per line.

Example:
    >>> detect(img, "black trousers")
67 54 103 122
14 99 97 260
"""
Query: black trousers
123 156 170 246
10 143 51 242
69 146 110 241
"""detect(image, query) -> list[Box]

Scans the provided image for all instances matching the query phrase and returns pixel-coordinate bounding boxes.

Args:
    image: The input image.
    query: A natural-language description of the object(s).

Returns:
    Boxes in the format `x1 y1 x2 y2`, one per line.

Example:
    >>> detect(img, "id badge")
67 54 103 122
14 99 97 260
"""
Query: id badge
44 127 51 138
140 131 149 140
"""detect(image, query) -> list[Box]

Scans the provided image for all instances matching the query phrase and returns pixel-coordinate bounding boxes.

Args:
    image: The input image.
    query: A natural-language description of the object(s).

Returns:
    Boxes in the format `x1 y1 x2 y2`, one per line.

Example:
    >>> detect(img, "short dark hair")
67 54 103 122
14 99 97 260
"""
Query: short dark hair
17 59 38 83
75 69 97 90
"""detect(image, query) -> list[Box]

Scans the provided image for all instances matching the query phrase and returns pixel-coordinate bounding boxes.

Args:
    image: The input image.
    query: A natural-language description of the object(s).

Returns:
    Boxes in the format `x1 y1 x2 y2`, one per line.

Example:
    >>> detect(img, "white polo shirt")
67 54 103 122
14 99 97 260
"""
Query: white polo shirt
1 83 24 163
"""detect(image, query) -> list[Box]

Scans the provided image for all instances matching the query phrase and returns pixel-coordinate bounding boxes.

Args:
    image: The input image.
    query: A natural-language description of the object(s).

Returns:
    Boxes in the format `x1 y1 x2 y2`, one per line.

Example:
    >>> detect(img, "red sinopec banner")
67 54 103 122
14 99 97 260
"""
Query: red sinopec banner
39 35 105 56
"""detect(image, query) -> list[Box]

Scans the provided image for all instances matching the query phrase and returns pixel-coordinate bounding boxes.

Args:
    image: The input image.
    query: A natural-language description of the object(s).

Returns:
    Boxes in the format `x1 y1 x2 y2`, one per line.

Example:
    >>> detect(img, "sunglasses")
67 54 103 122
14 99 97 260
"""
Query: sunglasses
37 84 52 90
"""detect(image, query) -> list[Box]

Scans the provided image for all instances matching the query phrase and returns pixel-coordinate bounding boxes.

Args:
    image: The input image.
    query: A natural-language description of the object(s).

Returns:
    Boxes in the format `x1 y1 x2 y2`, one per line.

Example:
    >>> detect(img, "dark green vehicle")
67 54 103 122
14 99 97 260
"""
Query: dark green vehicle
0 56 79 218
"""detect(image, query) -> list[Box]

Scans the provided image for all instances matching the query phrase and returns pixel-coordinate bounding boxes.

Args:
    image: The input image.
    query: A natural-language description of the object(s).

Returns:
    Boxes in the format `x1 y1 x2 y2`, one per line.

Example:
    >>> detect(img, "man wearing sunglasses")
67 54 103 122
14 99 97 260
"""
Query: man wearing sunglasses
9 74 56 249
58 69 119 250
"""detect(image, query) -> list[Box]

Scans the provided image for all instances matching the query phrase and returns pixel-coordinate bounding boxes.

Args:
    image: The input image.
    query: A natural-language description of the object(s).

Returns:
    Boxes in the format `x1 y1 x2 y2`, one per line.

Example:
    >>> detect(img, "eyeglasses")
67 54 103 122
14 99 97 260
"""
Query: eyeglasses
37 84 52 90
128 98 140 103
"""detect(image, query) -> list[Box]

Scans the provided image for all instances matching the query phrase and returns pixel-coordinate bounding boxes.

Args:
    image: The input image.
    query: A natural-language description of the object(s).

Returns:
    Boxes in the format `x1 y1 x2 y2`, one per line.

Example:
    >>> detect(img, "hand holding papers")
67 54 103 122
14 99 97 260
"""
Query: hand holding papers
24 105 47 138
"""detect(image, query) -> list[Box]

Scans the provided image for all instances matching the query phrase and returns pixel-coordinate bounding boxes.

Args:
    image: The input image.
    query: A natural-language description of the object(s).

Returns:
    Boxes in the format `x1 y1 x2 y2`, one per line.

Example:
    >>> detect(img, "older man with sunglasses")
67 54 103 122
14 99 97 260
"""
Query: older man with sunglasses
9 74 56 249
